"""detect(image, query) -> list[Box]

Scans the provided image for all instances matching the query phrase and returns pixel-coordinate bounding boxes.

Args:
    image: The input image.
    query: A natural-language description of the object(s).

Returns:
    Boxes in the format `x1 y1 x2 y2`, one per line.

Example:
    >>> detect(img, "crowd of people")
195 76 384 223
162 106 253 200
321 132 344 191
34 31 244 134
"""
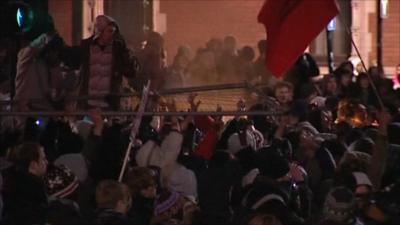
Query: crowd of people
1 14 400 225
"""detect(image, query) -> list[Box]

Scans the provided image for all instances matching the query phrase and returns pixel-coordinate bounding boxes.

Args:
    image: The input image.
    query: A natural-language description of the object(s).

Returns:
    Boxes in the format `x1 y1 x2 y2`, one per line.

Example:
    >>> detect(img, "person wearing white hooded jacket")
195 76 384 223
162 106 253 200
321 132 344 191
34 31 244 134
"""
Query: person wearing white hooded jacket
135 113 198 199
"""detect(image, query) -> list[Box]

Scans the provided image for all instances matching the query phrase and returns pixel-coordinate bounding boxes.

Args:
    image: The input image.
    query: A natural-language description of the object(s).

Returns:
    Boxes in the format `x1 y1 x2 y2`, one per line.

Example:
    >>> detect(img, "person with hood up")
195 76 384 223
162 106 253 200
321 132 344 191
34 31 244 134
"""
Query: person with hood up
79 15 139 110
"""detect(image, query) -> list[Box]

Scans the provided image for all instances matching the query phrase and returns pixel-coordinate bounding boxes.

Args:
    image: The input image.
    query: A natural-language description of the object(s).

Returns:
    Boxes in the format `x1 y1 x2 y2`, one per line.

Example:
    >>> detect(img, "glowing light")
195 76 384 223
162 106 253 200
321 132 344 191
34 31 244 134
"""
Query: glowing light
16 8 24 28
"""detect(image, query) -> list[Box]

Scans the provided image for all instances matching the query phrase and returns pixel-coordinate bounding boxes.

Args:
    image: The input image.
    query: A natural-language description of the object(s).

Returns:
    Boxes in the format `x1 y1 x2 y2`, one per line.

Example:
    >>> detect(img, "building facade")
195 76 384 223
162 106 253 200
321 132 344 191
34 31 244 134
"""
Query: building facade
49 0 399 75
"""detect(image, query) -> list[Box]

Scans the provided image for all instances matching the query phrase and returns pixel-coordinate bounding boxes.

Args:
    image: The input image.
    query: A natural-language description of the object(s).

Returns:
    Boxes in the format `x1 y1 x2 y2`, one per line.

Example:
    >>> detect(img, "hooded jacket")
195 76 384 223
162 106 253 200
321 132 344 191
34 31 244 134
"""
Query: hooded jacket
79 15 138 110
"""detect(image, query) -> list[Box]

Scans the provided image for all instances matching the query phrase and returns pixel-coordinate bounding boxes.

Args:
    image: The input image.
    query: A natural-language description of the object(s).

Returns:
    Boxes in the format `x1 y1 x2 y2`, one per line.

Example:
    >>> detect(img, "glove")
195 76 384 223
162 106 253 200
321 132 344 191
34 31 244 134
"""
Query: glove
30 33 54 49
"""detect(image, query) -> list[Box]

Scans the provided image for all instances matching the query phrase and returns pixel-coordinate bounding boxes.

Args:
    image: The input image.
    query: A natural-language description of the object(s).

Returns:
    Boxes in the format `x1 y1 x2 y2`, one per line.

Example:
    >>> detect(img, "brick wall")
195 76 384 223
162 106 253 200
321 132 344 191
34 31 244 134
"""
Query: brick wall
159 0 266 63
368 0 400 68
382 0 400 67
47 0 399 68
48 0 73 45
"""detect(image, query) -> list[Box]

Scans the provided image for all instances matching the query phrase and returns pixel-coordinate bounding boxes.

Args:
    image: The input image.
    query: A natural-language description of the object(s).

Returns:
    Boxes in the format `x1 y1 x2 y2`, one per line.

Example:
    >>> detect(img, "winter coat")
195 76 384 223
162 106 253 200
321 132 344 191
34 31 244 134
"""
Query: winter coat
1 167 48 225
79 36 138 110
94 208 131 225
14 46 54 110
128 195 154 225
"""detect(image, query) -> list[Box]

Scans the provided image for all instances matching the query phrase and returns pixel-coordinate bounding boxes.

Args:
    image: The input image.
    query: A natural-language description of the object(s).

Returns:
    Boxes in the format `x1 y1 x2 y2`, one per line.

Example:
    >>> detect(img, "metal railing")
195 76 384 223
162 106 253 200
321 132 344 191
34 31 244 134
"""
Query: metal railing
0 81 270 105
0 110 281 117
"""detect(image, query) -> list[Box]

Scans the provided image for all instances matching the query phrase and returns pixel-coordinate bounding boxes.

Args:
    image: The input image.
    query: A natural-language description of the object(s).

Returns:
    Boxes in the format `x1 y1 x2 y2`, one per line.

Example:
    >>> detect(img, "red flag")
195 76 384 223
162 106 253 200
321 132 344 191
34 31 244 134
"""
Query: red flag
258 0 338 77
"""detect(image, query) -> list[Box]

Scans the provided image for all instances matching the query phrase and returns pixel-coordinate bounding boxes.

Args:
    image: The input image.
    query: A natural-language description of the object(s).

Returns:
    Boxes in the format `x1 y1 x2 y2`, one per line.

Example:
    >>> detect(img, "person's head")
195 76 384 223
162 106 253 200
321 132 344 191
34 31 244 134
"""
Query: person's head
340 72 352 87
41 34 65 67
323 187 357 225
257 39 267 55
176 45 193 61
287 100 309 124
323 74 338 95
12 142 48 177
256 147 290 181
334 67 353 87
338 61 354 74
98 23 117 45
368 66 384 80
336 100 368 128
334 170 373 208
223 35 237 53
93 15 119 45
274 81 293 106
172 53 190 71
96 180 132 214
239 46 255 62
124 167 157 199
44 164 80 199
146 31 165 53
356 72 370 89
206 38 223 54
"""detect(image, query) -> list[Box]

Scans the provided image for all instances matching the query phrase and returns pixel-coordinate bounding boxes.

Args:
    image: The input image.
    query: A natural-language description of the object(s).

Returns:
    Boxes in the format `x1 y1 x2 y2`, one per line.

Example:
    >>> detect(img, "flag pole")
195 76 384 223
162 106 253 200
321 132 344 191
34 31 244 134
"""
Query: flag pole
118 81 151 182
338 16 385 109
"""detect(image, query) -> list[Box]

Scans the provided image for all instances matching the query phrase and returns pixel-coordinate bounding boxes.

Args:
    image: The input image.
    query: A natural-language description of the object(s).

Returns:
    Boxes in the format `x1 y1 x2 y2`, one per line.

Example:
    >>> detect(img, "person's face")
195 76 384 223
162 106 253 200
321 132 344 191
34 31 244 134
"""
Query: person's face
224 39 236 53
355 185 371 208
99 25 116 44
176 56 190 70
120 96 133 111
299 131 319 158
141 185 157 199
343 63 353 73
341 74 352 86
30 148 48 177
326 77 337 93
275 87 293 105
117 194 132 215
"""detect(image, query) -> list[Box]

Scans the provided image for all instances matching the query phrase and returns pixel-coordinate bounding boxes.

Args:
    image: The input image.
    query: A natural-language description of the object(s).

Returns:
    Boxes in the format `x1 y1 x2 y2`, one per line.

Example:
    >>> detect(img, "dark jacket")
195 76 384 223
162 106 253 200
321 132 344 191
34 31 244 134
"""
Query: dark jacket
197 153 242 225
1 167 48 225
79 36 138 110
94 209 131 225
128 195 154 225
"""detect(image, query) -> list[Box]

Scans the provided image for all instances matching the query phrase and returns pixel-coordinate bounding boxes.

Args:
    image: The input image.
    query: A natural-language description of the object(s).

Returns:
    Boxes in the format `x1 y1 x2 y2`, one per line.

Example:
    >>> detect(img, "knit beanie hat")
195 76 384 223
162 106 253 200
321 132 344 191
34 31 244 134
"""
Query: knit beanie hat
256 147 290 180
44 164 79 198
323 186 357 224
154 190 181 216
